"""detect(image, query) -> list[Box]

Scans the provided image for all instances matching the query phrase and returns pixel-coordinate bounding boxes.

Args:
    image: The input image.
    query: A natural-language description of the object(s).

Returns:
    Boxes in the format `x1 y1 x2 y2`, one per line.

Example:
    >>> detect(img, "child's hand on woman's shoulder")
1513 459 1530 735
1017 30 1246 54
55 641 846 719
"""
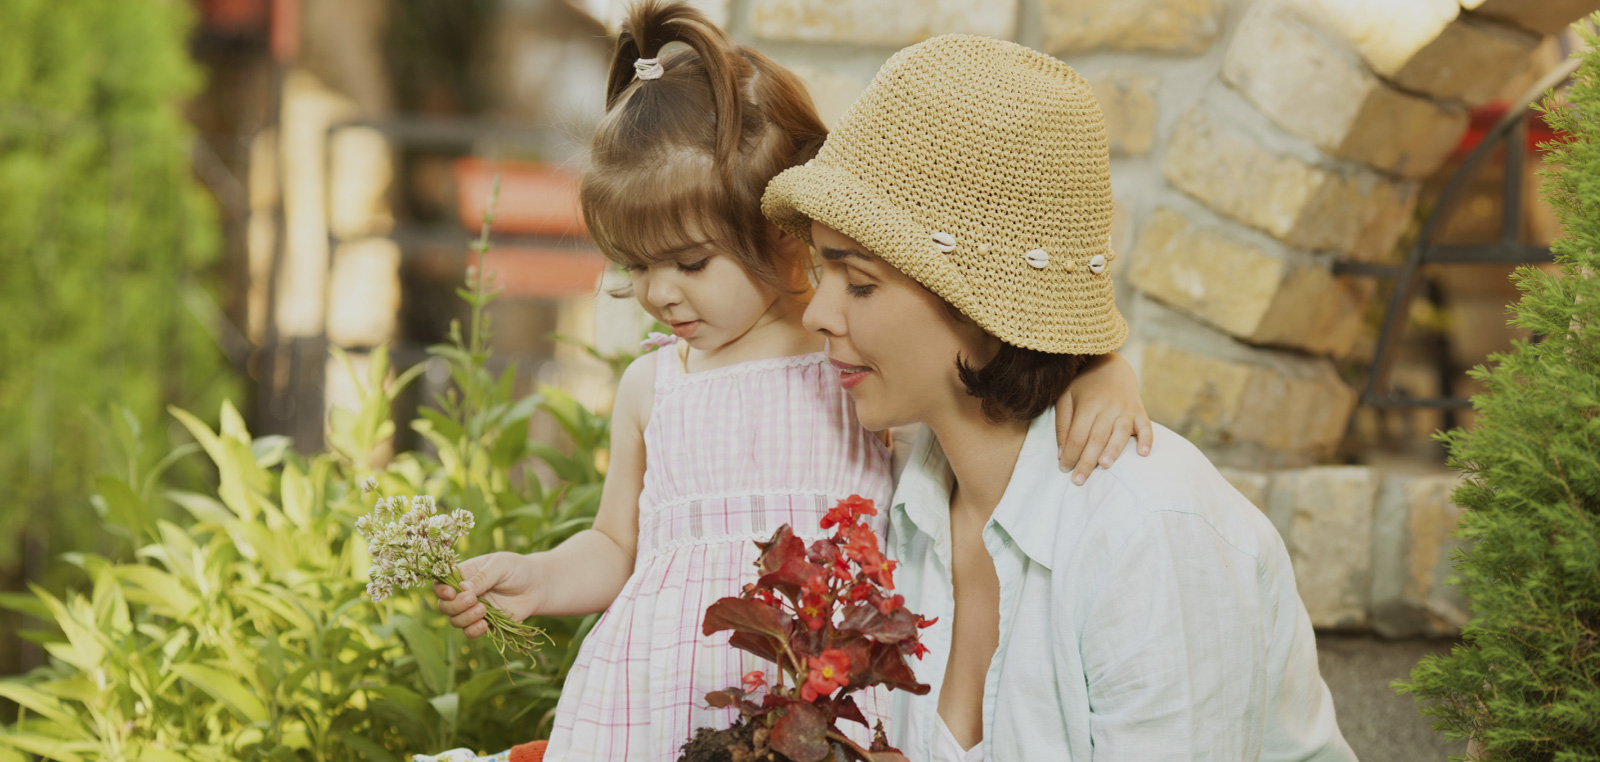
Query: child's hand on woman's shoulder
1054 352 1152 485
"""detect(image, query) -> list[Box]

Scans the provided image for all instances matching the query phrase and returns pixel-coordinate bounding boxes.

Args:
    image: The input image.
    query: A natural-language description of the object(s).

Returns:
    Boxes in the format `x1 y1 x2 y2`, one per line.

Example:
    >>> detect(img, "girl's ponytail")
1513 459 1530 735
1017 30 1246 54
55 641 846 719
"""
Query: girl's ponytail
610 1 746 185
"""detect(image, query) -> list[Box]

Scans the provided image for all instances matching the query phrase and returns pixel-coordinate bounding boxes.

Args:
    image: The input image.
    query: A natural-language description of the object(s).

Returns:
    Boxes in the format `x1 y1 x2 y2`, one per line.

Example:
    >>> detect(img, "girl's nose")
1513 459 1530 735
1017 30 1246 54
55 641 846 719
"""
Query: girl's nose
646 274 683 310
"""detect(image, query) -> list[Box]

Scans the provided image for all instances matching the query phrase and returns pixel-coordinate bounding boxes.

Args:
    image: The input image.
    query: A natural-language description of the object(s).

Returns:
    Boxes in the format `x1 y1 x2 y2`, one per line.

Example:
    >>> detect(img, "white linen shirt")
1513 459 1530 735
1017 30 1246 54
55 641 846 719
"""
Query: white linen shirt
884 412 1356 762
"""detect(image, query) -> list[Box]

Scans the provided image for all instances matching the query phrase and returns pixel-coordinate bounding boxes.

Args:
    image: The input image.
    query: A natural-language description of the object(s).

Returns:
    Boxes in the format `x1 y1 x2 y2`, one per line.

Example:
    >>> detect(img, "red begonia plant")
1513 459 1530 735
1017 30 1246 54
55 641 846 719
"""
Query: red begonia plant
695 495 933 762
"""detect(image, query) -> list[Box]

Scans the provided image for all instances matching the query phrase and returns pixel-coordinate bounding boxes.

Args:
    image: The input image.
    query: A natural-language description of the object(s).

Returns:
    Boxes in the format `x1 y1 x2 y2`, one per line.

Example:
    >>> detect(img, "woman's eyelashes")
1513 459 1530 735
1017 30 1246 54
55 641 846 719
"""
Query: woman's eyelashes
676 257 710 273
846 281 875 297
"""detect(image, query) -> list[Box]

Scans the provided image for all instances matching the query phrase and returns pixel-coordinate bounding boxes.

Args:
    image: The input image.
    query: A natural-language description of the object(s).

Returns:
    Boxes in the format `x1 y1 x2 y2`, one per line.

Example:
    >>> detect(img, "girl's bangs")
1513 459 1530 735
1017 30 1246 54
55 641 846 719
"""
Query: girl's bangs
582 160 737 267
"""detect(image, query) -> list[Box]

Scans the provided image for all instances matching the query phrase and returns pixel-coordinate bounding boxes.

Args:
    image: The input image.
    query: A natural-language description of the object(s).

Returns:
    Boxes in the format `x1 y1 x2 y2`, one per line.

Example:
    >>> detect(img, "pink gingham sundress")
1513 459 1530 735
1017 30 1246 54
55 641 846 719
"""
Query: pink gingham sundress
544 341 893 762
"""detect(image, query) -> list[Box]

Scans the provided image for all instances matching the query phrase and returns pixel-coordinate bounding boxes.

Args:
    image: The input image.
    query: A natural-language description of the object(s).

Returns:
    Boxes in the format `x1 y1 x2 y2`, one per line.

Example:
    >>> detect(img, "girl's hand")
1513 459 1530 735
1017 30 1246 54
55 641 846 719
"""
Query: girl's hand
433 551 540 639
1055 352 1153 485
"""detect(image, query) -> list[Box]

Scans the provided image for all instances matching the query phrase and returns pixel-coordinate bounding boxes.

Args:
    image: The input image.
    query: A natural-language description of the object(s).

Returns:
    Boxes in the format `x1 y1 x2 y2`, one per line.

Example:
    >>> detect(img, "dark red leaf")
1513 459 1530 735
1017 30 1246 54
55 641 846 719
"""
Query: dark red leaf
705 689 743 708
770 702 830 762
755 525 810 578
838 600 917 644
864 751 911 762
866 641 930 695
704 597 792 639
729 630 784 665
831 694 868 727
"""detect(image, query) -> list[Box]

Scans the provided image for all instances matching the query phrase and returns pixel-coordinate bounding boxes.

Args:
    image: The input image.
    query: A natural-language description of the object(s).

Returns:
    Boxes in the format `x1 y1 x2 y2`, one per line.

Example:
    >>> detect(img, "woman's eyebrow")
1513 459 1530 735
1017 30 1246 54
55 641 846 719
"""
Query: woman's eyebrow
819 246 872 263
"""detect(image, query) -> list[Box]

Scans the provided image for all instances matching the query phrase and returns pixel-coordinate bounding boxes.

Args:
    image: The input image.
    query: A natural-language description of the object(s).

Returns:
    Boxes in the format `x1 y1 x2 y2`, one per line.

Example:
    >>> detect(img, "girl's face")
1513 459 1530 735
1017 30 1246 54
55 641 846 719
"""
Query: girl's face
802 223 999 432
625 242 783 352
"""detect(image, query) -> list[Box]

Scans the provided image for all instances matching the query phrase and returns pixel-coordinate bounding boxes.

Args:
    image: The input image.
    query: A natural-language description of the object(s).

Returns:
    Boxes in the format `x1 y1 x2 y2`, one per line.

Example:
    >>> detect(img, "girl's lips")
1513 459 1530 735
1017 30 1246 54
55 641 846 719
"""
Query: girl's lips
669 321 700 338
829 359 872 390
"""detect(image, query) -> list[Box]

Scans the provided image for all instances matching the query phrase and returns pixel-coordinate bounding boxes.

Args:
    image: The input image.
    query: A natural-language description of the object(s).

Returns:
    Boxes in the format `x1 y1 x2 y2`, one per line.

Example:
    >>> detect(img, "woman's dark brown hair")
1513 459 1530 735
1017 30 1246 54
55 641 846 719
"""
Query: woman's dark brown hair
959 346 1093 424
582 1 827 290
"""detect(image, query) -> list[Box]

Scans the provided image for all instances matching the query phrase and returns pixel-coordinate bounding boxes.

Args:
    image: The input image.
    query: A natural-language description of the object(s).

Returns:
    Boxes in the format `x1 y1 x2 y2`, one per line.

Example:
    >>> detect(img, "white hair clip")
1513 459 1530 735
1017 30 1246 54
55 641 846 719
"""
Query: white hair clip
634 57 664 81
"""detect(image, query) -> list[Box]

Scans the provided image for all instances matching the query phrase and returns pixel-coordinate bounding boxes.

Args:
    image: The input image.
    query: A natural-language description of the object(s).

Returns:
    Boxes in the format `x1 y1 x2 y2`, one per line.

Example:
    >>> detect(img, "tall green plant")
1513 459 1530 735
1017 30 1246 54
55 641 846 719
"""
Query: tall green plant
0 0 234 597
0 247 638 759
1397 18 1600 761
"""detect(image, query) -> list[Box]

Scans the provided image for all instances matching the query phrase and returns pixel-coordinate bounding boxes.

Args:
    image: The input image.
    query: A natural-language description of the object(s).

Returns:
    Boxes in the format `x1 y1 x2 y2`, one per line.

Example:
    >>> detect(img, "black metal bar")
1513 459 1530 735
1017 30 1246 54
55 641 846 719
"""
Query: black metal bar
1364 396 1475 410
1332 261 1402 277
1423 243 1553 264
1502 117 1526 244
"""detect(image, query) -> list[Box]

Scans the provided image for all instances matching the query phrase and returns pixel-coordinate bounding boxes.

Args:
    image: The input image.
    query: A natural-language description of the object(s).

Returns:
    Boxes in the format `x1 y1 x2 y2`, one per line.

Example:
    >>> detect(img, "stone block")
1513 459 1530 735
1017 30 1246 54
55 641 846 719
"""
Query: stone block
1290 0 1460 78
328 126 394 239
1128 209 1370 355
1220 467 1271 514
279 69 359 338
1163 105 1422 256
326 238 402 348
1393 15 1541 106
787 66 869 129
1041 0 1224 54
750 0 1016 45
1267 466 1379 629
1224 2 1467 177
1464 0 1600 37
1371 472 1470 637
1139 342 1357 465
1087 70 1158 156
604 0 729 29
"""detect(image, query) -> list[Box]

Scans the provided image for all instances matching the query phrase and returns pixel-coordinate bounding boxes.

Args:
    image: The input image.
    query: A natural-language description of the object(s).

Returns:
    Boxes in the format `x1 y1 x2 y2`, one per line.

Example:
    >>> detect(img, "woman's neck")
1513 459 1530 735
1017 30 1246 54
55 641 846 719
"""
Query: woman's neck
925 401 1030 525
691 291 822 371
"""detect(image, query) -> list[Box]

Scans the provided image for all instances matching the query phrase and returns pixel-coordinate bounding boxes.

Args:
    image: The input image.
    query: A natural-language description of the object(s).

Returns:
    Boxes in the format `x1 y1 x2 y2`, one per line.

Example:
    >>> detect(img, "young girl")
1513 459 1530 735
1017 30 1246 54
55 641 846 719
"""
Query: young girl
432 4 1150 761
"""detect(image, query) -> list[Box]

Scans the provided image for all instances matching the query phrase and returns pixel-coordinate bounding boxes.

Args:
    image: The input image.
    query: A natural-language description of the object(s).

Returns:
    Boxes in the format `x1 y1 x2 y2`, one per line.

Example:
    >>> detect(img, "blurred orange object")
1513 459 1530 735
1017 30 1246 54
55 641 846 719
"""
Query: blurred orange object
454 158 587 238
508 739 547 762
468 247 607 300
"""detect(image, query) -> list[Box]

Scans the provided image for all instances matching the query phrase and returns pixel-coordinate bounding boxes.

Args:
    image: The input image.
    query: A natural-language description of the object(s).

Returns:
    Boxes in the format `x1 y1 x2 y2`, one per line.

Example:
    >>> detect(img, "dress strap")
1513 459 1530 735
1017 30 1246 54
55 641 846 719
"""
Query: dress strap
651 336 687 388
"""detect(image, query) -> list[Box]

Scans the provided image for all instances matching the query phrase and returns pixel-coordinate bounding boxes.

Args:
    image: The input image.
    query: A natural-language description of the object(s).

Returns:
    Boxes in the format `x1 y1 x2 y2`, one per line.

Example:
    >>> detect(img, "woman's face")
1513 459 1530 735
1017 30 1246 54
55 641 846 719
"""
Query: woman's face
802 223 999 431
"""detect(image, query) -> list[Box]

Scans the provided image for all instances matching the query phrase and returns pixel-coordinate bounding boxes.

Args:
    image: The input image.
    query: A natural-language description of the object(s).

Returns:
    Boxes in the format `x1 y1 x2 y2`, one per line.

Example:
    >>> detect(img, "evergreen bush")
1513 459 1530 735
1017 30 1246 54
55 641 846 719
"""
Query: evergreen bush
1398 17 1600 761
0 0 235 588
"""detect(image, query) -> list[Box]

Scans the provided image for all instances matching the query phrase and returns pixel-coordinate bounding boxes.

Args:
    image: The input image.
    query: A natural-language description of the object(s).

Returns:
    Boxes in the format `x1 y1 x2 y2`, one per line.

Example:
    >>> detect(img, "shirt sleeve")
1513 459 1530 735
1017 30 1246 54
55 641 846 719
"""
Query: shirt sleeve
1078 511 1269 762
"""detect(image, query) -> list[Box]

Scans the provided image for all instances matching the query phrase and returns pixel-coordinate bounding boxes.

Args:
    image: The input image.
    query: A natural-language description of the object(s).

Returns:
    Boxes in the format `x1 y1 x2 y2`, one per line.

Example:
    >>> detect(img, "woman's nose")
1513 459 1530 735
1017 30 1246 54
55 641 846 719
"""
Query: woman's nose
802 280 842 337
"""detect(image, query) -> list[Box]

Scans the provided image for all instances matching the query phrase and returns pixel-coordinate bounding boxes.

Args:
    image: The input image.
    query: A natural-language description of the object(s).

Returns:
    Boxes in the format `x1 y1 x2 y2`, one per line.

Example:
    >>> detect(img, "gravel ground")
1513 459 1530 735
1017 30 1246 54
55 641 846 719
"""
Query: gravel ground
1316 634 1468 762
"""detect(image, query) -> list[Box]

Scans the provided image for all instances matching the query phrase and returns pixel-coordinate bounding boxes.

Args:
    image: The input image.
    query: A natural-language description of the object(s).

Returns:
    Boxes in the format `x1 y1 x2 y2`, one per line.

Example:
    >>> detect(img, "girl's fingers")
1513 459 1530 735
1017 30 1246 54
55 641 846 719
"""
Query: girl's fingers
1135 414 1155 456
1072 415 1116 486
1060 406 1097 474
449 603 487 631
1054 393 1077 470
1099 417 1135 469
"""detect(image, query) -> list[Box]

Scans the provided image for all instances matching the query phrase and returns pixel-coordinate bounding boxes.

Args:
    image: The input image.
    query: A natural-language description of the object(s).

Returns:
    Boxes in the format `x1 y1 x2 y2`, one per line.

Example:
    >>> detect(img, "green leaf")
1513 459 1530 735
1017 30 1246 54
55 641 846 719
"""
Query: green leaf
336 733 402 762
365 684 437 728
0 682 77 727
394 616 450 696
280 462 313 529
170 663 268 724
115 565 199 619
94 475 150 536
132 748 195 762
0 592 50 620
428 692 459 727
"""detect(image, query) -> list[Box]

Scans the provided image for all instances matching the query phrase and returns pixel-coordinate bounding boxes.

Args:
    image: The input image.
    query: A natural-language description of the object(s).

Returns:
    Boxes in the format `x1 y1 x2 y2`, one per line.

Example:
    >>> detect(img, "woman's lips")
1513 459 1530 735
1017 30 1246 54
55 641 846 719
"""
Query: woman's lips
829 358 872 390
669 321 700 338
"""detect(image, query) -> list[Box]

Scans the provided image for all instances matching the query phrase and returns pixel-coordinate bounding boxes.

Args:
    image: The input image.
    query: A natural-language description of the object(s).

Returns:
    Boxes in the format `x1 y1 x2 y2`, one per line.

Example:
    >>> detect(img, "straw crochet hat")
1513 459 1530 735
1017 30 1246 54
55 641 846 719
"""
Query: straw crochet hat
763 34 1126 354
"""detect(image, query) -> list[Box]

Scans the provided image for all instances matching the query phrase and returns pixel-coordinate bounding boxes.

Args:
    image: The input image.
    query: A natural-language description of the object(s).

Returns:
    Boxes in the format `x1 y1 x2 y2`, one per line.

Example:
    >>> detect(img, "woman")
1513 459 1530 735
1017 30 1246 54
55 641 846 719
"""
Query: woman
762 34 1357 762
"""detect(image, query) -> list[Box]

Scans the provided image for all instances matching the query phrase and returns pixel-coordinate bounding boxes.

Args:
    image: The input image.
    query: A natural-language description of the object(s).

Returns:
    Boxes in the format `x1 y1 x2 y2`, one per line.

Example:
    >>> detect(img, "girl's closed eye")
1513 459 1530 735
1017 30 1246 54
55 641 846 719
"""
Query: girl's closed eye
676 257 711 273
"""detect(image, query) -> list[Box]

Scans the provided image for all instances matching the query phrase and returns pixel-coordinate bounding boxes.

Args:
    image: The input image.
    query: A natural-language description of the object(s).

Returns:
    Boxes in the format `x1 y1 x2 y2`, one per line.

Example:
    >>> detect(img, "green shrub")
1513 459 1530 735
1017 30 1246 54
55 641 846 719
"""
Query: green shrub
0 0 236 586
1397 17 1600 761
0 260 632 760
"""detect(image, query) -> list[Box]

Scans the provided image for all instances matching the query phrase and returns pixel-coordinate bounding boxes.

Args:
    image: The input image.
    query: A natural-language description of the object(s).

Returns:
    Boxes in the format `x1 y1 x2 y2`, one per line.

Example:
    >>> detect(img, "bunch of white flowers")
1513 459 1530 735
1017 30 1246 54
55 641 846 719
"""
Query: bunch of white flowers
355 492 476 603
355 477 546 662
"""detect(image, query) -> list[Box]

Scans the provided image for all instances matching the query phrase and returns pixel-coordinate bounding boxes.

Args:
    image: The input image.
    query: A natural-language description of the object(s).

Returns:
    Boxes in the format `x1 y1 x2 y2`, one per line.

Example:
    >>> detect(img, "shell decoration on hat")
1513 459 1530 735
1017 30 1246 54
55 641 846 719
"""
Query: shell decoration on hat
762 34 1127 354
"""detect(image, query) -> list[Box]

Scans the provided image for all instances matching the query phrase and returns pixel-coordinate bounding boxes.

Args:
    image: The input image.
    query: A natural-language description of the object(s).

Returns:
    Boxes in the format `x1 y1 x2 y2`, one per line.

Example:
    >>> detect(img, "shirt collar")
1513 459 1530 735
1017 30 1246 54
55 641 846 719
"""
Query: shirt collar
891 410 1074 571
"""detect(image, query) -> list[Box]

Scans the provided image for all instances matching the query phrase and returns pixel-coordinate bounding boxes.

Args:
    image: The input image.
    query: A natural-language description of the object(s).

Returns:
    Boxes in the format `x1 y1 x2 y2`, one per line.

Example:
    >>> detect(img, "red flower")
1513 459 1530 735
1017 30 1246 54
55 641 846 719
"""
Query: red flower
821 495 878 530
909 641 930 660
742 670 766 691
874 593 905 616
840 524 881 564
801 648 852 701
916 615 938 629
862 556 897 590
801 569 829 598
848 582 871 602
798 593 829 631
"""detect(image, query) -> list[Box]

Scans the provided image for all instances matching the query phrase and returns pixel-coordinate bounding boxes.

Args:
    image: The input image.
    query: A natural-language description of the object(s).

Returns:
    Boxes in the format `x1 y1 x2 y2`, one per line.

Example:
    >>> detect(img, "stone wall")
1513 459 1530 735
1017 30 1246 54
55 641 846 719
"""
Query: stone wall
589 0 1598 634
